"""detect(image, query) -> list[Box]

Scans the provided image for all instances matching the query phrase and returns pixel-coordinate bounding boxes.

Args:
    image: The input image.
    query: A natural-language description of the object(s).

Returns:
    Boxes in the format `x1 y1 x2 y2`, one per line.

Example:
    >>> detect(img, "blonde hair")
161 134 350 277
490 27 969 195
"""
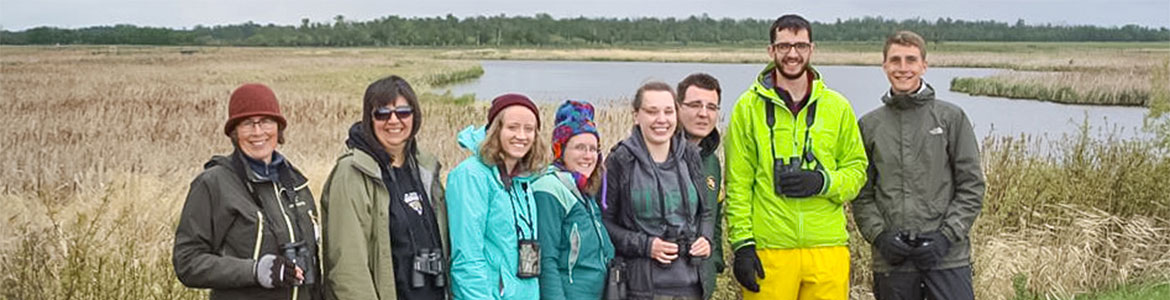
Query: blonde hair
479 116 550 175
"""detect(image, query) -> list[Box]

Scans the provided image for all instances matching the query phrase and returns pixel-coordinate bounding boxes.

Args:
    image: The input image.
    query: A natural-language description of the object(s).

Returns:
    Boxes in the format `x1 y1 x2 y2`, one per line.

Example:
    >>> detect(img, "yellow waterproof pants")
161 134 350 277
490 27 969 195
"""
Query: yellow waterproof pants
742 246 849 300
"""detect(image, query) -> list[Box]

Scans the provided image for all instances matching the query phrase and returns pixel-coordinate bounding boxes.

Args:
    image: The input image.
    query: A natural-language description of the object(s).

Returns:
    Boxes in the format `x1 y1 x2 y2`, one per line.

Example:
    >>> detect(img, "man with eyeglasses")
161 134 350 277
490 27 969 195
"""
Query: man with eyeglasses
675 73 726 300
724 14 868 300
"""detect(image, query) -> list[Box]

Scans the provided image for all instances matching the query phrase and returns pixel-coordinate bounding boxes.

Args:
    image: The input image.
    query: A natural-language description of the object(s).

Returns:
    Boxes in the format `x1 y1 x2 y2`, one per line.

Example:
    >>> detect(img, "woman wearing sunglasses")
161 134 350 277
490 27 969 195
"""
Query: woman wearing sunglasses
532 100 614 300
321 75 449 300
447 94 548 300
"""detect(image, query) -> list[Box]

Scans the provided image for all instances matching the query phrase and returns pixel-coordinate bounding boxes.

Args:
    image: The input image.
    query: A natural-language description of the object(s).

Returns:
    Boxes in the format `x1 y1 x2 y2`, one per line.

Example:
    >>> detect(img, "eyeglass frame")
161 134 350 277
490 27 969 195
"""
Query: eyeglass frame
770 42 813 53
236 117 279 133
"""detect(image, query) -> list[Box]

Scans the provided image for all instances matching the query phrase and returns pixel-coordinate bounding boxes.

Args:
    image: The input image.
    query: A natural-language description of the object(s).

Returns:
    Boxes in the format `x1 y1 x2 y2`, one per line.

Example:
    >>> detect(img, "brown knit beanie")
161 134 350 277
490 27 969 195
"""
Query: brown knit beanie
486 93 540 129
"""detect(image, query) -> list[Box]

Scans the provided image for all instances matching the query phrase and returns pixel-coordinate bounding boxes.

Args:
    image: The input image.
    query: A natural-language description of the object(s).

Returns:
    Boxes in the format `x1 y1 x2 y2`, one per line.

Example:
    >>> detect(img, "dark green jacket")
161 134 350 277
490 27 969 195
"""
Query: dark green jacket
320 148 447 300
533 167 615 300
855 83 986 272
173 150 321 300
694 129 724 299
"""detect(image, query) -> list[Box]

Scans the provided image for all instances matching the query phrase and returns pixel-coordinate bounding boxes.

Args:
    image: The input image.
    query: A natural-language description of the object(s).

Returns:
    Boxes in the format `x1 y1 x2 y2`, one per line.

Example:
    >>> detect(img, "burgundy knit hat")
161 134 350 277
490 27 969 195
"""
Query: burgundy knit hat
486 93 540 129
224 83 287 136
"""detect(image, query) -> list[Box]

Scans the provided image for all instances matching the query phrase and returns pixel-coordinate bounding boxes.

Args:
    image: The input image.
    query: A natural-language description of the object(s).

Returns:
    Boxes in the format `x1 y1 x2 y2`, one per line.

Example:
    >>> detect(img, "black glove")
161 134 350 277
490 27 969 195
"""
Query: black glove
908 231 952 271
256 254 299 288
875 230 913 266
777 170 824 198
733 245 765 293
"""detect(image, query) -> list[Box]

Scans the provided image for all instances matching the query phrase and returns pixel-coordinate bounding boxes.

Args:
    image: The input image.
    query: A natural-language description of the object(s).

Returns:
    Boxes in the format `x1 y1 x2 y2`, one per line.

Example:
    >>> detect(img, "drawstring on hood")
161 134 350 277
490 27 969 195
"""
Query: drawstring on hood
882 82 945 132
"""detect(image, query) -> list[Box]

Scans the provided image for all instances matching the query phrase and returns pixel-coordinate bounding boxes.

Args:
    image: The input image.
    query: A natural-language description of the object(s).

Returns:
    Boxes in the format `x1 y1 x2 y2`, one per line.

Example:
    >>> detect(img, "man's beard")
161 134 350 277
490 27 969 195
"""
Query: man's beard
775 58 807 80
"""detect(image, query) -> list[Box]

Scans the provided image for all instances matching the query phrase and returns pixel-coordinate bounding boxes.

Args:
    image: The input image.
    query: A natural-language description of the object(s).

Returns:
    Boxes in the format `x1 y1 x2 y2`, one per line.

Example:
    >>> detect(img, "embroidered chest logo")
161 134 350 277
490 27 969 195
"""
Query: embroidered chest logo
403 192 423 215
706 176 717 191
929 127 945 135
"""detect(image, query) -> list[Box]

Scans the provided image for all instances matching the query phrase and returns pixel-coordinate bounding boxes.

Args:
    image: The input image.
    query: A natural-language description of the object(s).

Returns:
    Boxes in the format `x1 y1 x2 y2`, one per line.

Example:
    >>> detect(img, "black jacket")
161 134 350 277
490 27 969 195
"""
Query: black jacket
602 127 717 299
173 149 322 300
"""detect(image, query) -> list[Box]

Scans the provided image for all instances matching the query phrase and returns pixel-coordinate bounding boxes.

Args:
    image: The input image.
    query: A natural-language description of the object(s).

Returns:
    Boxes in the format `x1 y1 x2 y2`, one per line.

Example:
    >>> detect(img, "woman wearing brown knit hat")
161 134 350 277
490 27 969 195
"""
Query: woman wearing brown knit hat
446 93 549 300
321 75 449 300
173 83 323 300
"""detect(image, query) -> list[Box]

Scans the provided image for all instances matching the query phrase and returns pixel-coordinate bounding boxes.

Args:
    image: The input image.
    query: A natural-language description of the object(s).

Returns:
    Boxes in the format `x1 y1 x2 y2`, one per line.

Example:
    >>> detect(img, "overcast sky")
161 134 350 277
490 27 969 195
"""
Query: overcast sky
2 0 1167 31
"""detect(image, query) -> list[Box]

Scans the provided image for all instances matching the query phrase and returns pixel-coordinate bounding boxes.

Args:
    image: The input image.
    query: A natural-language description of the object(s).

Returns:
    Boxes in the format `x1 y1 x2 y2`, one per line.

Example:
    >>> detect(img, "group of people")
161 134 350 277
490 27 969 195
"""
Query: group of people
173 14 985 300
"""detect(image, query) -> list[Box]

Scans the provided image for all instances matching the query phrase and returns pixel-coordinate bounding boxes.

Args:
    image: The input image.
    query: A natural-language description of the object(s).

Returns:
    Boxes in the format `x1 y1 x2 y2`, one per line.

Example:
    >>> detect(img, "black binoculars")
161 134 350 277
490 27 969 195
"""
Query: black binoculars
412 248 447 288
773 156 803 196
895 231 933 248
660 225 700 267
280 241 317 285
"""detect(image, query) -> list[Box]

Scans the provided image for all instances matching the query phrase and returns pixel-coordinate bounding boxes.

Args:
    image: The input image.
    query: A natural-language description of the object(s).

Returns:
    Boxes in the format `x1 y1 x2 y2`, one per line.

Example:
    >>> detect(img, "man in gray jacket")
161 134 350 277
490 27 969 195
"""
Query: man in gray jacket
854 31 986 300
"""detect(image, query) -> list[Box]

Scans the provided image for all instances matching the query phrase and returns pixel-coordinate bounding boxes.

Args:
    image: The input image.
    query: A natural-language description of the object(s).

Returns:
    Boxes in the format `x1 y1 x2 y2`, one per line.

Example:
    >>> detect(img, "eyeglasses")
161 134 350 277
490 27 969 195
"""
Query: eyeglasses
568 143 601 154
681 101 719 113
772 42 812 53
373 106 414 121
237 118 278 133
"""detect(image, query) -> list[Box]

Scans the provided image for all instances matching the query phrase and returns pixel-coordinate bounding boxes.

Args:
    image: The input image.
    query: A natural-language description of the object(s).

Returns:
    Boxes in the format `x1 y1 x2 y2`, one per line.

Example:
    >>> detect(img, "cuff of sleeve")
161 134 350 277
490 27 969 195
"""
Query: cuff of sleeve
817 169 831 196
941 220 965 243
732 238 756 251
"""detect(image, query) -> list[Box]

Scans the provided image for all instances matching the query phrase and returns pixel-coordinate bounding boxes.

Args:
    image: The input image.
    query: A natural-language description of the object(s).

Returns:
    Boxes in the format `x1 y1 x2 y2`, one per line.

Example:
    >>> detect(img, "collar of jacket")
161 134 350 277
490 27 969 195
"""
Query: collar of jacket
544 166 589 201
882 81 935 110
206 148 307 188
752 63 827 108
688 128 721 158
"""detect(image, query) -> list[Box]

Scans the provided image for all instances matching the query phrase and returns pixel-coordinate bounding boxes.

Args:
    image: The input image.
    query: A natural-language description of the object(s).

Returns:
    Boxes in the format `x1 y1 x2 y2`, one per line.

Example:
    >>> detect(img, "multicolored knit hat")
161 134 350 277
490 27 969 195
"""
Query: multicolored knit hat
551 100 599 161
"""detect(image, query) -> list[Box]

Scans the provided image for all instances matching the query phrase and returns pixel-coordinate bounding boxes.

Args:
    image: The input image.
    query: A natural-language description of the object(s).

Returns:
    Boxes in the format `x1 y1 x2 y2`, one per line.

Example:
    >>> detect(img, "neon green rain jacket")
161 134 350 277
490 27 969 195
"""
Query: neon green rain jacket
725 64 868 250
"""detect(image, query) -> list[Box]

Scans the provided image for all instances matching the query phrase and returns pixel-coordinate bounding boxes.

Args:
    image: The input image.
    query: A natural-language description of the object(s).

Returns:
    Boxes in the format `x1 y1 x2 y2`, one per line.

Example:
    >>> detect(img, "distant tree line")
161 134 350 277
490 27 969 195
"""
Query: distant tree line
2 14 1167 46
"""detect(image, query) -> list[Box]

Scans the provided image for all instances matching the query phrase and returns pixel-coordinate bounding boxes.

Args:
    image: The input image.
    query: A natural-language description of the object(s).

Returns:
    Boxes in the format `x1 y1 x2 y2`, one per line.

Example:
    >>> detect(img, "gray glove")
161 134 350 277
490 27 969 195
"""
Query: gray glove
256 254 298 288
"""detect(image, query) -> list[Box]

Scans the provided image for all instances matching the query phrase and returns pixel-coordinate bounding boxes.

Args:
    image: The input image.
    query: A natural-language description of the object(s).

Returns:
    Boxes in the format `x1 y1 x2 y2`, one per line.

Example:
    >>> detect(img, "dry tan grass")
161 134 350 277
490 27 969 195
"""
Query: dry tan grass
2 46 1168 300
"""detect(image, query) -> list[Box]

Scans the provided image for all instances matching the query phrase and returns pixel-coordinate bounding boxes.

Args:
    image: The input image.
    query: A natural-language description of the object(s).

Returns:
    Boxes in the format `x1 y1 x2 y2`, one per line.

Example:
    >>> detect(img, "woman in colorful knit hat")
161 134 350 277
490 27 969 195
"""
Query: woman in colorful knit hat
532 100 615 300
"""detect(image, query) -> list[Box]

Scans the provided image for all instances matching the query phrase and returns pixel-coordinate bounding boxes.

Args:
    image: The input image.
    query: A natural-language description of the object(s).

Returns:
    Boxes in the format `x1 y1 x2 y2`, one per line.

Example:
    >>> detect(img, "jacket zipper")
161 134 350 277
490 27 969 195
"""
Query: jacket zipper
253 212 265 260
272 183 299 300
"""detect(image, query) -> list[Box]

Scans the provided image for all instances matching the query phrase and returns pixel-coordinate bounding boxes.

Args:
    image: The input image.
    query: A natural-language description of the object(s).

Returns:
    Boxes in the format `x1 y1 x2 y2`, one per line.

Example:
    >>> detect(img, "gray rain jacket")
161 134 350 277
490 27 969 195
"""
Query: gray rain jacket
854 83 986 272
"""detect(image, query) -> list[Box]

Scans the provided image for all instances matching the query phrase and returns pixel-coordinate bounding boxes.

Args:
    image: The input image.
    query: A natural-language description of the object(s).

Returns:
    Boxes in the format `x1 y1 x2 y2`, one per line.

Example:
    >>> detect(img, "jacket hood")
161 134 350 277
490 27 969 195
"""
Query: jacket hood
457 125 487 155
617 126 690 167
881 81 935 110
345 122 393 170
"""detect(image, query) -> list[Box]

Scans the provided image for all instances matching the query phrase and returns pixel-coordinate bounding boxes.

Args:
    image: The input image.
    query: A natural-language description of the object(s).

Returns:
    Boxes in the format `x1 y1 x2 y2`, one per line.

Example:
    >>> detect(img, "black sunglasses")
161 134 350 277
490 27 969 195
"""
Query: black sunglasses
372 106 414 121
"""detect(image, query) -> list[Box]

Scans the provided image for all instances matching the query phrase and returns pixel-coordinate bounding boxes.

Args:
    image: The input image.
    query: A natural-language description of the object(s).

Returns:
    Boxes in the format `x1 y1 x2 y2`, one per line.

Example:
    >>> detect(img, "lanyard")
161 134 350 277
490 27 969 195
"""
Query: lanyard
765 94 822 170
502 169 536 240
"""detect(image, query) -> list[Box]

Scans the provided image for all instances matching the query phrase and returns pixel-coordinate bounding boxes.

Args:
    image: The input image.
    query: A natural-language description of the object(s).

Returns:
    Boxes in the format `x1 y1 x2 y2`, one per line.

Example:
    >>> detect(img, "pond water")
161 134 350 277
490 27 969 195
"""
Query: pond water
448 60 1150 139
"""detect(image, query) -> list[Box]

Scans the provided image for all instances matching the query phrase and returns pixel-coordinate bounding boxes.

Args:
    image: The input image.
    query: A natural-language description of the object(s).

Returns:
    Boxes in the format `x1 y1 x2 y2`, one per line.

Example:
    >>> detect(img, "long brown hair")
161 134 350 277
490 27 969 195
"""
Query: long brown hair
479 116 550 175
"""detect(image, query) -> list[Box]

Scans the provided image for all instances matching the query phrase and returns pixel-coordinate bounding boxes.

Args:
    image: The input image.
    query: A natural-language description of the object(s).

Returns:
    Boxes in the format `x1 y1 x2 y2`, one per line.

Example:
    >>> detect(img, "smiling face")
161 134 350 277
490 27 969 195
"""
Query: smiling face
883 43 928 94
497 106 539 162
372 96 414 154
768 28 814 80
634 90 678 146
678 85 719 141
562 133 599 176
234 116 280 163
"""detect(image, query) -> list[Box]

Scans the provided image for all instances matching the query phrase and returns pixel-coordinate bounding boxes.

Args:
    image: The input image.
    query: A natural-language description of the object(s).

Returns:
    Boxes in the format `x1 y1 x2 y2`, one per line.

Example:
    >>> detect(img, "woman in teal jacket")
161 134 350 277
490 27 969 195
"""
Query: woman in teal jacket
446 94 548 300
533 100 614 300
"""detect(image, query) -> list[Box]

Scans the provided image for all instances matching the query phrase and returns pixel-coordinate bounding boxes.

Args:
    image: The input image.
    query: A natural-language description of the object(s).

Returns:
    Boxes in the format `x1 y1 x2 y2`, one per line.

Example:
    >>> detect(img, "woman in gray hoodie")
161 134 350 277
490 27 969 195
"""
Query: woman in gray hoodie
602 82 717 300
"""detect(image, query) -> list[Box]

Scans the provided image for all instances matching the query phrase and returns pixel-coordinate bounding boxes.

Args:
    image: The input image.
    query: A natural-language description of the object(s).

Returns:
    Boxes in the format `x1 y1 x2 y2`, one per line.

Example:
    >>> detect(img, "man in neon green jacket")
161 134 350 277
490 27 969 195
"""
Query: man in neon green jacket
724 14 868 300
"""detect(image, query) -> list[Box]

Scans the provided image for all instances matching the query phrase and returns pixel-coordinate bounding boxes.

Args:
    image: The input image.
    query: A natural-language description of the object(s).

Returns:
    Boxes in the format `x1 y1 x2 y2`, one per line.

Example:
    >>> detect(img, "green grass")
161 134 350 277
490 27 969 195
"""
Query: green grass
950 76 1149 106
1074 282 1170 300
